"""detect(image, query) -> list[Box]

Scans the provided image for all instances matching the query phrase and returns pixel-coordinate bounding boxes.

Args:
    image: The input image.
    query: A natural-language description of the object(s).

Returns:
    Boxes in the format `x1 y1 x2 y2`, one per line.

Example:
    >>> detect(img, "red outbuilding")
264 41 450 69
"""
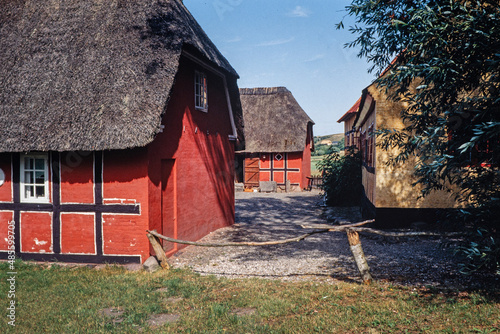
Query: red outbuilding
0 0 244 263
238 87 314 191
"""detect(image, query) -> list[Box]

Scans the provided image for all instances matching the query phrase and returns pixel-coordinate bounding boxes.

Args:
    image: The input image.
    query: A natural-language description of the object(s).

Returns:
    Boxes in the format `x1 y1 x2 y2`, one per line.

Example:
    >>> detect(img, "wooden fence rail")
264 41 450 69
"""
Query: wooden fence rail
306 176 323 190
146 220 462 285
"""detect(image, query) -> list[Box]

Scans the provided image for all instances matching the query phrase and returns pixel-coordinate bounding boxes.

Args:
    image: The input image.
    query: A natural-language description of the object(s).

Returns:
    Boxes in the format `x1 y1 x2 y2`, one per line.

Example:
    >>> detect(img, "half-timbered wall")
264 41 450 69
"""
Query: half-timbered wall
358 99 376 208
259 152 302 186
343 115 358 149
0 151 146 263
0 55 237 263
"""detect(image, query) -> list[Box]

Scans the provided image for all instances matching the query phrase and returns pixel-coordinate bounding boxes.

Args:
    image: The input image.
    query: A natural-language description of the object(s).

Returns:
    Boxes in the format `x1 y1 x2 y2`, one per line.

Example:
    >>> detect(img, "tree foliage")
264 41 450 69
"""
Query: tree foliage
318 148 362 206
340 0 500 273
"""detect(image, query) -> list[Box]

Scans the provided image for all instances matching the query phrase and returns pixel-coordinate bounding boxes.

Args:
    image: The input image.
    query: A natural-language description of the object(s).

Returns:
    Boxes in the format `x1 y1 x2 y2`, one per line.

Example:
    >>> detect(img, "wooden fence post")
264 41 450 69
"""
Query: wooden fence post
147 230 170 270
347 229 372 285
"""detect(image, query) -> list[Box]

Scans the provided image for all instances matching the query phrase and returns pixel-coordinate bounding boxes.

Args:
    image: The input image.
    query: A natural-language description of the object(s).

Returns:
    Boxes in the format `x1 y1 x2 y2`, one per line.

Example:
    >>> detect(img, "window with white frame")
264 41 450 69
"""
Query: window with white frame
20 153 49 203
195 71 208 111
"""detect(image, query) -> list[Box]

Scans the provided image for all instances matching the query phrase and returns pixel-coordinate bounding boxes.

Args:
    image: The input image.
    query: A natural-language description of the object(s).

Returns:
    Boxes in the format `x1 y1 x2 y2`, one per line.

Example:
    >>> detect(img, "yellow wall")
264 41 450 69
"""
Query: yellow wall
366 84 458 209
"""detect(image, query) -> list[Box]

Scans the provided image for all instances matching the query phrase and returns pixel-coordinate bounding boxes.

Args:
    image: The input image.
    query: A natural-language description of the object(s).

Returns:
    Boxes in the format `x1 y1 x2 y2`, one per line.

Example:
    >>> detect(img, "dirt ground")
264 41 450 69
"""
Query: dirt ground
172 190 499 289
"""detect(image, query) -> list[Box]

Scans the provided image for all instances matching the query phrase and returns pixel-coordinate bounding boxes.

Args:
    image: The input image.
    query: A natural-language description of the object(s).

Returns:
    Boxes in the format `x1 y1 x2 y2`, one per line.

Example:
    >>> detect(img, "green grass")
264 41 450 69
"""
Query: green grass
312 152 346 176
1 261 499 333
311 155 326 176
311 155 323 175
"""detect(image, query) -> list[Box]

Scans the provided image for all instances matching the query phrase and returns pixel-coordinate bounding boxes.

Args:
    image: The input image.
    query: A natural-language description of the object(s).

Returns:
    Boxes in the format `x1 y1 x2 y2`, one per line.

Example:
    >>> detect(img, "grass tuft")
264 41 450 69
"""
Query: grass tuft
0 262 498 333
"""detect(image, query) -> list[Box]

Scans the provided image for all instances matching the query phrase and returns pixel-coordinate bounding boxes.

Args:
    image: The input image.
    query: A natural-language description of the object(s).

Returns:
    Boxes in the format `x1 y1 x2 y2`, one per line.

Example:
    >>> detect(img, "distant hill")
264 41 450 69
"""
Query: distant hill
312 133 344 156
314 133 344 145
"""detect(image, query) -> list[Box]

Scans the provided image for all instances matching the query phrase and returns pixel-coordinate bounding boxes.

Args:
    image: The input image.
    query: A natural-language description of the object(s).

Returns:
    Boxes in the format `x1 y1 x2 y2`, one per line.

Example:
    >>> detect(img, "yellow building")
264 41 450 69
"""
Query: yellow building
338 98 361 150
340 83 458 227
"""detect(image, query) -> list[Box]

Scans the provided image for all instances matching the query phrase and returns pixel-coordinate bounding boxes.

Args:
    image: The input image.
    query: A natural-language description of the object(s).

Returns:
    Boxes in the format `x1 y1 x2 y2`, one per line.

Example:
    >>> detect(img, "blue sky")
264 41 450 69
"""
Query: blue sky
183 0 376 136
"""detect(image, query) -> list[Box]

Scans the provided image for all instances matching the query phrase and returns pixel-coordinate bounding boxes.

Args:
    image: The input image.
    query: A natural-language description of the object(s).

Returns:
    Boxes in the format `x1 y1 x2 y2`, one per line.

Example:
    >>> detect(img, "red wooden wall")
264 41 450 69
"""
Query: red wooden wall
301 124 313 188
0 151 147 262
259 152 304 187
147 55 235 256
246 124 313 190
0 55 236 263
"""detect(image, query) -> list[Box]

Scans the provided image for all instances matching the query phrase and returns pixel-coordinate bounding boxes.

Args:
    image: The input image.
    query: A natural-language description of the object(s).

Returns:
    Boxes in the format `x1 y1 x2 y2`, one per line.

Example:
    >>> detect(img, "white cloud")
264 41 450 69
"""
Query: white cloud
287 6 311 18
226 36 242 43
257 37 295 47
304 54 326 62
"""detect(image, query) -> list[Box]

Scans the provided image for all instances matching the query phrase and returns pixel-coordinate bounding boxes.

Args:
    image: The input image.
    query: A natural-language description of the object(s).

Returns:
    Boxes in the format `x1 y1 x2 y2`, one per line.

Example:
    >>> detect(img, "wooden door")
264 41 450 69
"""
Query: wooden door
161 159 177 253
244 155 260 187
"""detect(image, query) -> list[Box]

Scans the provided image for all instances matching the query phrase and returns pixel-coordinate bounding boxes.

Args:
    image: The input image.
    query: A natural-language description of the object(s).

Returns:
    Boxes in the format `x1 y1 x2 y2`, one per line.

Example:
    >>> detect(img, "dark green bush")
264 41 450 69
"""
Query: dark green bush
454 200 500 275
317 148 362 206
457 228 500 275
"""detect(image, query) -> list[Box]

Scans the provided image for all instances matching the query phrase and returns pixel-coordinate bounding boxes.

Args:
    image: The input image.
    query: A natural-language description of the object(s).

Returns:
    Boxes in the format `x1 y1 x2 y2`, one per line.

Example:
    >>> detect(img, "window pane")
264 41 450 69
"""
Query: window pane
35 186 45 198
35 171 45 184
25 157 33 169
195 72 207 109
25 171 33 184
25 185 33 198
202 77 207 107
35 158 45 170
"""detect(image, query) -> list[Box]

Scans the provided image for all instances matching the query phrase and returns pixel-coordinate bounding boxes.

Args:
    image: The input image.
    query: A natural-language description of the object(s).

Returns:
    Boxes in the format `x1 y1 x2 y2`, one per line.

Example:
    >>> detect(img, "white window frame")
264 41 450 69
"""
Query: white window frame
20 153 50 203
194 71 208 112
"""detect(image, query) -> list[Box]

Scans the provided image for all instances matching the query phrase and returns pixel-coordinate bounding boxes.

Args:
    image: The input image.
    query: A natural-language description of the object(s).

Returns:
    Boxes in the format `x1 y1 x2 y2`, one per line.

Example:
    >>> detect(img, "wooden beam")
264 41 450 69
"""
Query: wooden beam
146 230 170 270
347 229 372 285
301 219 375 230
147 229 329 247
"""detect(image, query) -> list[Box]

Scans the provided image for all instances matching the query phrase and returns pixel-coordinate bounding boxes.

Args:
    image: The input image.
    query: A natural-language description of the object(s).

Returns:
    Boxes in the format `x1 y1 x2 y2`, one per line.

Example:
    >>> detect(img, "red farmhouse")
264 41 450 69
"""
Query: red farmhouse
239 87 314 191
0 0 244 263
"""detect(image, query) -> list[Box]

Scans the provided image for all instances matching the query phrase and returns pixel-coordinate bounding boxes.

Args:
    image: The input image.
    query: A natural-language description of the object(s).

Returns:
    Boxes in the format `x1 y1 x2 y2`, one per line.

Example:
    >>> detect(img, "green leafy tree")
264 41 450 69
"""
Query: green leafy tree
318 148 362 206
339 0 500 273
338 137 345 150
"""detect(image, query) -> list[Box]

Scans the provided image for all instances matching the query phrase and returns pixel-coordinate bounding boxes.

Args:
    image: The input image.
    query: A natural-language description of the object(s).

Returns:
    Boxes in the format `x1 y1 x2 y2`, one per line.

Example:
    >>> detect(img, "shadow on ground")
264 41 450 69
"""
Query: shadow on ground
173 191 499 291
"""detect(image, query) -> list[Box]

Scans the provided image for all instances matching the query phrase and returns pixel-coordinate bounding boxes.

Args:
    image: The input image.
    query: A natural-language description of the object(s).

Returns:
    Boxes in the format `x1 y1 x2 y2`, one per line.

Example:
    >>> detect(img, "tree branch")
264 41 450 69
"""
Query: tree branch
146 229 330 247
353 227 464 238
301 219 375 230
147 219 463 250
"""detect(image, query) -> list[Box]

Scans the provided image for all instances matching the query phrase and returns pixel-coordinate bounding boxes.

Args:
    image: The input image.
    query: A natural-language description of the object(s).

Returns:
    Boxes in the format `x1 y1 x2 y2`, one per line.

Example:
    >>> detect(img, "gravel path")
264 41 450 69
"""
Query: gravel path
172 191 496 288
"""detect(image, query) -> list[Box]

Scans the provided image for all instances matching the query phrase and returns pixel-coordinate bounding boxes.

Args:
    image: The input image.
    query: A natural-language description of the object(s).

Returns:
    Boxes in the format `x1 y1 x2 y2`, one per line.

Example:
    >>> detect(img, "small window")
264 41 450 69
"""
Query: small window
20 153 49 203
195 71 208 111
366 125 375 167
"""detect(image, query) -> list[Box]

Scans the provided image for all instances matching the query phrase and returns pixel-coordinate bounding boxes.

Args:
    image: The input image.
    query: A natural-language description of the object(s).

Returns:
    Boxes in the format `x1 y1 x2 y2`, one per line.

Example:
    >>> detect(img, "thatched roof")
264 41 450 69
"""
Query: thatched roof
0 0 240 152
239 87 314 153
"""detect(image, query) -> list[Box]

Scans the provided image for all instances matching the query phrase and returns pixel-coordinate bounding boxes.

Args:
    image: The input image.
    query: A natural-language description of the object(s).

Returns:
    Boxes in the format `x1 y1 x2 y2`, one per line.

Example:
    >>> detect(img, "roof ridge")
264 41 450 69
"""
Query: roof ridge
0 0 239 152
239 87 289 95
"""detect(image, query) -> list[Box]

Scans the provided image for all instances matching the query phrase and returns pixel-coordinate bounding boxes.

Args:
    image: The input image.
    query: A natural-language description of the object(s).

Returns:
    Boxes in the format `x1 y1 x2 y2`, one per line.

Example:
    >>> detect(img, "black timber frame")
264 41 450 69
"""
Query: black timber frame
0 152 141 264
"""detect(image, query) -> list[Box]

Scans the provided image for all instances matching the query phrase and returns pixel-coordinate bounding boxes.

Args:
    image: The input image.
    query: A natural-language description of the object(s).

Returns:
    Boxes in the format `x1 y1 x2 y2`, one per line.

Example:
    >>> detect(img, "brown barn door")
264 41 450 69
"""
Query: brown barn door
244 154 260 188
161 159 177 253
